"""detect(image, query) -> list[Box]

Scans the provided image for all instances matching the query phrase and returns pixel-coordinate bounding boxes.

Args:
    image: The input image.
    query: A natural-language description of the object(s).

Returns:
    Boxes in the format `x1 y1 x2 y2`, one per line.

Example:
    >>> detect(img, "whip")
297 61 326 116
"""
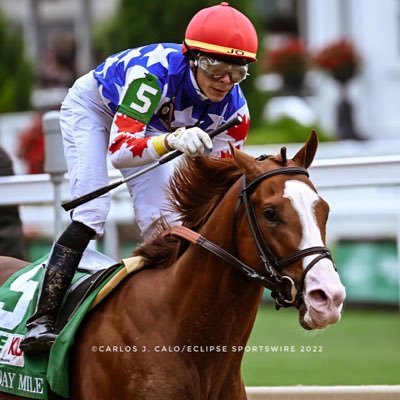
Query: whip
62 116 243 211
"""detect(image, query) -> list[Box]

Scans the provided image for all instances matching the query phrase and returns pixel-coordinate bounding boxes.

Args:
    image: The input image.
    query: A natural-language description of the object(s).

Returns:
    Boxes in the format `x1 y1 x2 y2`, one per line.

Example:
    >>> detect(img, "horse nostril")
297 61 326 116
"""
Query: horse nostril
308 289 328 305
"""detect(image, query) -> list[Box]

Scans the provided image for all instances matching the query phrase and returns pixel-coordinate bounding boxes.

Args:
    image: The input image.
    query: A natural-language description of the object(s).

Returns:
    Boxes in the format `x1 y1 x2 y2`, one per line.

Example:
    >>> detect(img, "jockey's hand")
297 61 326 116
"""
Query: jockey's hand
165 127 213 156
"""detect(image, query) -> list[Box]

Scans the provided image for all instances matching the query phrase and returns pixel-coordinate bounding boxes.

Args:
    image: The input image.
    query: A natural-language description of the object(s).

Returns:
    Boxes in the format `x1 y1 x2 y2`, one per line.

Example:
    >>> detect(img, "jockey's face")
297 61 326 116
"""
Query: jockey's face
196 69 234 102
194 59 236 102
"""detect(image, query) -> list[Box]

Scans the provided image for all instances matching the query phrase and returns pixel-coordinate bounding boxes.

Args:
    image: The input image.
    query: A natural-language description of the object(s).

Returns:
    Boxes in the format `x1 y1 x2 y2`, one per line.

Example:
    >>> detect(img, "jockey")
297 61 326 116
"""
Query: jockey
20 2 258 355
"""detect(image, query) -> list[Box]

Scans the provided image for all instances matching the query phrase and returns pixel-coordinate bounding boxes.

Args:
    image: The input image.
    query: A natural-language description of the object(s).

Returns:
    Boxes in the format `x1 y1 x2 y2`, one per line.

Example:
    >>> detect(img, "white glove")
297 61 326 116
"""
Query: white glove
165 127 213 156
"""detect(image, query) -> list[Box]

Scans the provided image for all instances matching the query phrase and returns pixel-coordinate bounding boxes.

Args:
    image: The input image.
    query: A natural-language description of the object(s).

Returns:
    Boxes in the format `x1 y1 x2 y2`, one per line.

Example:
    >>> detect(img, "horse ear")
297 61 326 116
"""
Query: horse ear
229 142 262 177
292 129 319 168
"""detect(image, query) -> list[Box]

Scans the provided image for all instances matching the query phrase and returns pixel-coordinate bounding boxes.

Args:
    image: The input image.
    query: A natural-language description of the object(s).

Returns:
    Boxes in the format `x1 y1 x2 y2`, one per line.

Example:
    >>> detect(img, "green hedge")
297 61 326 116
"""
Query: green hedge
0 12 33 112
246 117 333 145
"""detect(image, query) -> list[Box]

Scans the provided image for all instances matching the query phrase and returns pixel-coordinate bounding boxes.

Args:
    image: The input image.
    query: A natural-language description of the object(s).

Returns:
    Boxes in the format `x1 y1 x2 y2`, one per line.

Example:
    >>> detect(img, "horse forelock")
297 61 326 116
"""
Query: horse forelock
134 156 242 268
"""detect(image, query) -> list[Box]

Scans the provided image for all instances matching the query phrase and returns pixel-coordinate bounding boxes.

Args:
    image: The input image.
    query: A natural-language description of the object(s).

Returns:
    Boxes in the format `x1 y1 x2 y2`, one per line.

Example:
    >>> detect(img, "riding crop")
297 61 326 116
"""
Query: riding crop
61 116 243 211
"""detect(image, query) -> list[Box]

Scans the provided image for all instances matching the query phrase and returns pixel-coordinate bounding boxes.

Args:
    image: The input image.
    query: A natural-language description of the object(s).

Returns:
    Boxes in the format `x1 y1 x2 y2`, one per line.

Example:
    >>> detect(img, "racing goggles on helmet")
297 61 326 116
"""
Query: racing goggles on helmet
197 55 248 84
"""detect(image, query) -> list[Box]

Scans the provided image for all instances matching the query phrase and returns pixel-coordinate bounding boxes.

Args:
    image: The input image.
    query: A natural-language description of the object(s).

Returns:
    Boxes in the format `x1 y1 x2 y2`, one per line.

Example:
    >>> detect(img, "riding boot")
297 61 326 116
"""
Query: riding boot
19 243 82 355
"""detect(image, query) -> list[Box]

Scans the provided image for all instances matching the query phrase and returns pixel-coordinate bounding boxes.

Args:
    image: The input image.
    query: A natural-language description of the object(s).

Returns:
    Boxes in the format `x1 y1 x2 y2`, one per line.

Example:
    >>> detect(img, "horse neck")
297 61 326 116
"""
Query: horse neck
166 180 264 347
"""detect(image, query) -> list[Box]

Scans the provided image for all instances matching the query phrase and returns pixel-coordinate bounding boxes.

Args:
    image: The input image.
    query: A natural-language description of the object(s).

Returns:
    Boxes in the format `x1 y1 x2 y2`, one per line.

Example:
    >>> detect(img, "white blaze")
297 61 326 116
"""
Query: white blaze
283 179 345 328
283 180 323 251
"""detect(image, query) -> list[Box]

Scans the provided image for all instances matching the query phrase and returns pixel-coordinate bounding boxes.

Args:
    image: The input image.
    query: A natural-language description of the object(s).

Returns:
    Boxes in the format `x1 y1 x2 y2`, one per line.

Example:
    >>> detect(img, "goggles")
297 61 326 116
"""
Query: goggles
196 55 248 84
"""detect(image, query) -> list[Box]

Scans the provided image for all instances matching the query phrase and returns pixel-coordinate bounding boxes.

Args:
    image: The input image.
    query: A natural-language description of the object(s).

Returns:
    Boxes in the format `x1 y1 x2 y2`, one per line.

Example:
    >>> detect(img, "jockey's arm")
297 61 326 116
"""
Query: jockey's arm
108 71 213 168
108 112 169 168
108 72 251 168
108 113 214 168
107 71 170 168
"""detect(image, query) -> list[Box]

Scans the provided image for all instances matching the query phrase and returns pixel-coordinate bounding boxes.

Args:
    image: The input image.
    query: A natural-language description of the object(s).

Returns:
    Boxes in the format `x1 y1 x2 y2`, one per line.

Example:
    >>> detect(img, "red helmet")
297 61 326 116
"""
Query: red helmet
182 2 258 63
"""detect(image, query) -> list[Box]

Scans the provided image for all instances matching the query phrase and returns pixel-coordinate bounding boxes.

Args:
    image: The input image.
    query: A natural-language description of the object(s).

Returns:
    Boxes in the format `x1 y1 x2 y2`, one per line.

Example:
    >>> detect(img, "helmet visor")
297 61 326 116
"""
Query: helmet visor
197 55 248 84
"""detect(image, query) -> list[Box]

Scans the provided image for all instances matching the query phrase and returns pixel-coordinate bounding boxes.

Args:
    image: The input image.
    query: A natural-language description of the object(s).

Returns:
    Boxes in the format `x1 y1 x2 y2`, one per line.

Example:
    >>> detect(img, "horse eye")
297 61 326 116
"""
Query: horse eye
264 207 278 223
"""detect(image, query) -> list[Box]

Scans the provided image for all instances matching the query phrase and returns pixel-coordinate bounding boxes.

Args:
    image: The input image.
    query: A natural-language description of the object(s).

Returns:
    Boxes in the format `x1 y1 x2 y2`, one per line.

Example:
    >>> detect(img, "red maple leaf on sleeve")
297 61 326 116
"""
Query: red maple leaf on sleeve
126 136 151 158
226 114 250 141
109 134 151 158
109 133 129 154
110 113 150 158
114 113 145 134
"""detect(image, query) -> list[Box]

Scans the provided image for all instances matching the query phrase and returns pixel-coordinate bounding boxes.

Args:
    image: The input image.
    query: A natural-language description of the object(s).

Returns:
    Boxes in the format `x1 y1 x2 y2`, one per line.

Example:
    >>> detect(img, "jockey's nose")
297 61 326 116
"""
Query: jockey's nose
219 74 232 84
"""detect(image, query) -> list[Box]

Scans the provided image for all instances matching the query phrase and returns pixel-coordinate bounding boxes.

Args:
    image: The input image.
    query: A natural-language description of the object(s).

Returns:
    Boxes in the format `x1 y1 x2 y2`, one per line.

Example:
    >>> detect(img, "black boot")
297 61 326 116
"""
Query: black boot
19 243 82 355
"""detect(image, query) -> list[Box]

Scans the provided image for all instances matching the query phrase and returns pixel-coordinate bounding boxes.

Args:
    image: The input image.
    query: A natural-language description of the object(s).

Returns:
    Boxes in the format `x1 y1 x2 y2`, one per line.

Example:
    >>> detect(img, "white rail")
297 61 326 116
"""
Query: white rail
246 385 400 400
310 154 400 187
0 154 399 206
0 154 399 262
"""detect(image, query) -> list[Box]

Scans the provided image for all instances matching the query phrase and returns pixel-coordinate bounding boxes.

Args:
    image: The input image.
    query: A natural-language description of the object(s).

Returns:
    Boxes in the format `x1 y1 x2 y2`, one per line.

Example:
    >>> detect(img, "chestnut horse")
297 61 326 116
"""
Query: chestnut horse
0 132 345 399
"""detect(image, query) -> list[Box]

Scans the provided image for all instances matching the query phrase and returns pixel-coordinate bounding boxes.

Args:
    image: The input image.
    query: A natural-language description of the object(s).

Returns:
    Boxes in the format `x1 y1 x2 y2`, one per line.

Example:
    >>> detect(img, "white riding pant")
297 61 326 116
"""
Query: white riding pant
60 72 179 240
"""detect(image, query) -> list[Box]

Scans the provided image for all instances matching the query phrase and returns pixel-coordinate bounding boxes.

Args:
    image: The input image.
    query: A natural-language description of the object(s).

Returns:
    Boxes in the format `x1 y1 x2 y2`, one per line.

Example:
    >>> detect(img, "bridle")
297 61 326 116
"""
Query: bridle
238 164 334 309
164 164 334 310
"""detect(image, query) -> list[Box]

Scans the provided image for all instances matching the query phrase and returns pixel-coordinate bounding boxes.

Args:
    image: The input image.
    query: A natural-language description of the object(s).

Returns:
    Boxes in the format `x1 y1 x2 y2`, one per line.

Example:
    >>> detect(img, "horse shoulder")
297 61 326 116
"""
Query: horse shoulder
69 267 183 396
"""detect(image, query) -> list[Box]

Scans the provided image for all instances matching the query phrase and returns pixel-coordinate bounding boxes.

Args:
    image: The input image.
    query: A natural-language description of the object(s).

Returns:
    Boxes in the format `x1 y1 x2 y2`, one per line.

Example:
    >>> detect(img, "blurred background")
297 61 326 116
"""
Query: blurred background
0 0 399 388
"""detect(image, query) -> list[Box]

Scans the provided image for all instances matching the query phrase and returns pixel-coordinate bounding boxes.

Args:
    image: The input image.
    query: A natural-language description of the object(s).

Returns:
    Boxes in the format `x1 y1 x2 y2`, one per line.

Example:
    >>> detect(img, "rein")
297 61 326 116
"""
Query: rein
163 225 283 292
164 166 334 310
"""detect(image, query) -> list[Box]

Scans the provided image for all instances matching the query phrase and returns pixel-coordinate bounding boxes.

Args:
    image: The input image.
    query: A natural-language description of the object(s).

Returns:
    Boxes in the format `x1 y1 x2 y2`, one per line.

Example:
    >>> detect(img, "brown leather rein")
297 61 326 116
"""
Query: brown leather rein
163 165 334 310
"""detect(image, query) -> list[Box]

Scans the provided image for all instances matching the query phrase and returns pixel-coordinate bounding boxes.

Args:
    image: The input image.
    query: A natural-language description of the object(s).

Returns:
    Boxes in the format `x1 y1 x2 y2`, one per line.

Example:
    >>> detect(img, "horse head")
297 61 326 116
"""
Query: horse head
230 130 346 330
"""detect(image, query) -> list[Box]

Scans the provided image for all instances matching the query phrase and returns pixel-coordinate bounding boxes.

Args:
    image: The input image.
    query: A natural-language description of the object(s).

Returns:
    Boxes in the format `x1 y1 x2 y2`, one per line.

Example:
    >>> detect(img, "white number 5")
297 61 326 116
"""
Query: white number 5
0 266 41 331
130 83 158 114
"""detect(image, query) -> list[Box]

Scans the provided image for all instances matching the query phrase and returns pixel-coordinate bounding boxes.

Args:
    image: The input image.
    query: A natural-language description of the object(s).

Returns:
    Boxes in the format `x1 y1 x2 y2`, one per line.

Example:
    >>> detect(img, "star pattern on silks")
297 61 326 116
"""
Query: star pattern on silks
113 82 124 103
97 48 144 77
226 114 250 141
207 113 225 131
96 53 121 77
125 65 148 85
171 106 198 128
119 47 143 69
142 44 178 68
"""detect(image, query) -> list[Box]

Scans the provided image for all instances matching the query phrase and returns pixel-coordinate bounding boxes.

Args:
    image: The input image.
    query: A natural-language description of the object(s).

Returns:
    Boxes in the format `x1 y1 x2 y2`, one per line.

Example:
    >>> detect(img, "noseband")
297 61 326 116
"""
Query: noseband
164 164 334 310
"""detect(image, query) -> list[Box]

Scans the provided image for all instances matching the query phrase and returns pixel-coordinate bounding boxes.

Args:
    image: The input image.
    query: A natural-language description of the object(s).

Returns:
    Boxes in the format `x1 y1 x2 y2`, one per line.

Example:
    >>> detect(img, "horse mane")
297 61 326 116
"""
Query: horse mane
134 156 242 268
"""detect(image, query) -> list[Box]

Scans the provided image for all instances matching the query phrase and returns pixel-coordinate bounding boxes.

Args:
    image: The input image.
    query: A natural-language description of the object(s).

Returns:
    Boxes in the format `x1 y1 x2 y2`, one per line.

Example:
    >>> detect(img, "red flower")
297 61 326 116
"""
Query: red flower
17 115 45 174
264 39 309 87
313 38 361 83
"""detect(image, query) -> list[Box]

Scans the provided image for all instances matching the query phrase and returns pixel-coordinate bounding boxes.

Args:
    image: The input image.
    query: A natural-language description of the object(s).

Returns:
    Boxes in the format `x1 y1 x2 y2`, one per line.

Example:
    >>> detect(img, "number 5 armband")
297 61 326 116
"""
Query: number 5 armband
118 73 161 125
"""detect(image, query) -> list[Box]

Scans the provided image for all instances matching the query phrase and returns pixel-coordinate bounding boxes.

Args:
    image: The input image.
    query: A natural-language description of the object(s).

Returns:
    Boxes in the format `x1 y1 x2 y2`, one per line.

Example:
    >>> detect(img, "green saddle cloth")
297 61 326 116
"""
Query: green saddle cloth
0 255 122 399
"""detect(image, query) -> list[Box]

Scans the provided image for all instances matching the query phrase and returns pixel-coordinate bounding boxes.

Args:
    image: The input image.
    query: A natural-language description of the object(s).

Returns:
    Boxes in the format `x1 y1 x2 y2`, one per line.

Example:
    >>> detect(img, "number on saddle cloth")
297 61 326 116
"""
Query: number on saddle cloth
0 249 122 399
